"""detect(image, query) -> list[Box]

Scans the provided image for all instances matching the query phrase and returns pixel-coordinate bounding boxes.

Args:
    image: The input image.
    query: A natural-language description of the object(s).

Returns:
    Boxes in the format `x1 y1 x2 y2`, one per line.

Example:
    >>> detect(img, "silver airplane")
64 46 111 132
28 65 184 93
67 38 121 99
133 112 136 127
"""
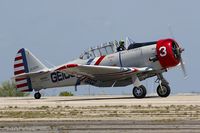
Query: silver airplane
13 37 186 99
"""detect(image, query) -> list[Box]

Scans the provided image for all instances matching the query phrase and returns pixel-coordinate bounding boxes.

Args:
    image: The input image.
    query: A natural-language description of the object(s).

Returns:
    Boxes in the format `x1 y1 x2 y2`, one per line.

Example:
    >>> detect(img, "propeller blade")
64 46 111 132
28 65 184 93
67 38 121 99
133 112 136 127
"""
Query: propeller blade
167 25 188 79
180 56 188 79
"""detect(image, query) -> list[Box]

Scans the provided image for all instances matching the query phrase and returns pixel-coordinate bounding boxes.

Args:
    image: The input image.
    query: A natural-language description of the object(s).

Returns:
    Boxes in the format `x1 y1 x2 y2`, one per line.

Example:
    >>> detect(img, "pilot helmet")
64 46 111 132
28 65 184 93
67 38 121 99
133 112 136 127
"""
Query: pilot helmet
119 40 125 45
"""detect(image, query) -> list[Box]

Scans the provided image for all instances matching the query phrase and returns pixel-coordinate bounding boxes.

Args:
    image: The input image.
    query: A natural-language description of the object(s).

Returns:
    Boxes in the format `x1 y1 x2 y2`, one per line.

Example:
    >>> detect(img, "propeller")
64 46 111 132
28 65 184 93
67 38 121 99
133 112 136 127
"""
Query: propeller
178 47 188 78
168 26 188 78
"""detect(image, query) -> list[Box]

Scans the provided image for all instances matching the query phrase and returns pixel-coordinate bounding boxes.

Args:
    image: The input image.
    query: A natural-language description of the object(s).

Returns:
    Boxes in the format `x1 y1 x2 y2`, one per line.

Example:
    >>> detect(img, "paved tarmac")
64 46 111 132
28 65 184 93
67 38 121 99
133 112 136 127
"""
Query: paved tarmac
0 120 200 133
0 95 200 107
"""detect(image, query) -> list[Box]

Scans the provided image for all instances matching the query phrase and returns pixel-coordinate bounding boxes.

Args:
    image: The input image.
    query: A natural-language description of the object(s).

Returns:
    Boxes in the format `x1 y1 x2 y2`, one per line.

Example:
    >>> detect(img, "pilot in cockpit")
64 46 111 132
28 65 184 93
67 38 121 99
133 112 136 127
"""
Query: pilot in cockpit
117 40 126 52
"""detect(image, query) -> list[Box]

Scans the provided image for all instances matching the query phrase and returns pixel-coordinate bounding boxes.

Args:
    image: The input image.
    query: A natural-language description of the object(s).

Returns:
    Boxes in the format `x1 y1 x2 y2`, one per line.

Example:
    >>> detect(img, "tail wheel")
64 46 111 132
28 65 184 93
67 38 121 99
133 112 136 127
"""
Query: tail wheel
34 92 41 99
132 85 147 98
157 83 171 97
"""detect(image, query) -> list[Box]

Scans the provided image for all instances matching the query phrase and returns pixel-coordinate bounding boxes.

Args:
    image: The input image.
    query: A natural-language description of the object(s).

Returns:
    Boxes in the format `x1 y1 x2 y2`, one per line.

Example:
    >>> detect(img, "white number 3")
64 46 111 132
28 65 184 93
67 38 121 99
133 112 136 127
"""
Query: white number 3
159 46 167 57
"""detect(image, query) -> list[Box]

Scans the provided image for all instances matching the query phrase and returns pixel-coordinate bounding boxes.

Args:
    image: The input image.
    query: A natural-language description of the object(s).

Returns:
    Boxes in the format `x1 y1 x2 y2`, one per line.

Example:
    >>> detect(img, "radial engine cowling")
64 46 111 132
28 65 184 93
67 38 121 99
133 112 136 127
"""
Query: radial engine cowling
156 38 181 68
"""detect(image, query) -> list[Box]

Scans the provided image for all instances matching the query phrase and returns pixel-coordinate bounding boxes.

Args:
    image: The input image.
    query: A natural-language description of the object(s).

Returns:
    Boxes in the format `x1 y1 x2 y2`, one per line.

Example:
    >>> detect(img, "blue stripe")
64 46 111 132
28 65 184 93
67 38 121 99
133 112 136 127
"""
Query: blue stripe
21 48 29 73
86 58 94 65
20 48 33 91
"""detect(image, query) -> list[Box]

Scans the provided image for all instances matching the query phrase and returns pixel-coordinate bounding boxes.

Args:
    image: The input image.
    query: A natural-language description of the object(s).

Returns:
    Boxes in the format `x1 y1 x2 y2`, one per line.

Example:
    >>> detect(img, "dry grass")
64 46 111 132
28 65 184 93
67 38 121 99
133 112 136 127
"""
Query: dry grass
0 105 199 121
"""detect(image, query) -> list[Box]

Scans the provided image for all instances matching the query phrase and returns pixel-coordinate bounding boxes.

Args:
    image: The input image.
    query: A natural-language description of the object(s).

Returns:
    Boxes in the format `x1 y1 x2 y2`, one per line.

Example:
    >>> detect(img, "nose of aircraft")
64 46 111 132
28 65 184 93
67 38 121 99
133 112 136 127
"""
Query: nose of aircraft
156 38 180 68
158 38 187 78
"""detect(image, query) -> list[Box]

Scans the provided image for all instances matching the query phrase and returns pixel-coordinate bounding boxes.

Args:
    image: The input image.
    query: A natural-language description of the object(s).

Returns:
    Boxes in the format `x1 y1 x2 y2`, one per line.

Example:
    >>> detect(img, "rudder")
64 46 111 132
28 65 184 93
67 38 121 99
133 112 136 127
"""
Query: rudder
14 48 47 92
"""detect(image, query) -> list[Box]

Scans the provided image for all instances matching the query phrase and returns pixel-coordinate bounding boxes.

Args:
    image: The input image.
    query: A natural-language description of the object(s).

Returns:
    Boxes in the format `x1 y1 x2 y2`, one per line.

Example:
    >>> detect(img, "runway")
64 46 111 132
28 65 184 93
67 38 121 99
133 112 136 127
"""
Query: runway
0 95 199 132
0 95 200 107
0 120 200 133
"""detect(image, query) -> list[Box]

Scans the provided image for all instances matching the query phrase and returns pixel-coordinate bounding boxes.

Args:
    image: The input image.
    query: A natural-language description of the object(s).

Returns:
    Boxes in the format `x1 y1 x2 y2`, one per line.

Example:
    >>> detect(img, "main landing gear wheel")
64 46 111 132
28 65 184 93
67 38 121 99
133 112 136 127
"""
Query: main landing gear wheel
132 85 147 98
157 83 171 97
34 92 41 99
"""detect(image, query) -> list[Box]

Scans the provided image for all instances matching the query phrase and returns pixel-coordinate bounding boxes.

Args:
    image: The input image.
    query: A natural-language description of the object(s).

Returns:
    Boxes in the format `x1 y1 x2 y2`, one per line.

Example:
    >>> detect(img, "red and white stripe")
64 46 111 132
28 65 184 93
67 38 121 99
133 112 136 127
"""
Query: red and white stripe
89 56 106 65
14 53 25 76
94 56 105 65
15 77 29 92
14 52 29 91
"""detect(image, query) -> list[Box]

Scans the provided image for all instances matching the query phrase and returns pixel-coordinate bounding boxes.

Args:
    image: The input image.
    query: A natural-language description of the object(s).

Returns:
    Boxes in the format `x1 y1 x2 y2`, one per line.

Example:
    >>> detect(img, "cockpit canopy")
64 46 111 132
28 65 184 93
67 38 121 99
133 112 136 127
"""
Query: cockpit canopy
79 37 136 60
79 41 120 60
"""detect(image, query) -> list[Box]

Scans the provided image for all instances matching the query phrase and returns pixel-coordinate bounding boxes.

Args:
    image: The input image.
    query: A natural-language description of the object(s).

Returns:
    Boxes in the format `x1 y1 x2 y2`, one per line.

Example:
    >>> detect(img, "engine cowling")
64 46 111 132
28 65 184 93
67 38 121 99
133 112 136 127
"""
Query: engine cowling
156 38 180 68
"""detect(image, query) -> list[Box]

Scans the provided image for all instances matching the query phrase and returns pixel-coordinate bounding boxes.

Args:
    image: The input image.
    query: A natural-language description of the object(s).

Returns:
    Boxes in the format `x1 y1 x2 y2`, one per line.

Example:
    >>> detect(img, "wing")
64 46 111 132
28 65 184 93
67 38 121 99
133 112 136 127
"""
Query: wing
56 64 153 82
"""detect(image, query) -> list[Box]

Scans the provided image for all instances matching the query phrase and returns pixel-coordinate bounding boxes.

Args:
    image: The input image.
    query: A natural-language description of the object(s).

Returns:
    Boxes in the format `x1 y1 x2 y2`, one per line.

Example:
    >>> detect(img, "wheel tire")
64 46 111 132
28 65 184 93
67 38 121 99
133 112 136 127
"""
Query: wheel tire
132 85 147 98
34 92 41 99
157 83 171 97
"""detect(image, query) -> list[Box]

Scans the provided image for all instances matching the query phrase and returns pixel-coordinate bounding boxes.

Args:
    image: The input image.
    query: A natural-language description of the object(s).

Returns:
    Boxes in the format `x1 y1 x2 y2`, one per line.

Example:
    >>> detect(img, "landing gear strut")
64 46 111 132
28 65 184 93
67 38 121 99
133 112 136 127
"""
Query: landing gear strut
156 73 171 98
34 92 41 99
132 85 147 98
131 73 171 98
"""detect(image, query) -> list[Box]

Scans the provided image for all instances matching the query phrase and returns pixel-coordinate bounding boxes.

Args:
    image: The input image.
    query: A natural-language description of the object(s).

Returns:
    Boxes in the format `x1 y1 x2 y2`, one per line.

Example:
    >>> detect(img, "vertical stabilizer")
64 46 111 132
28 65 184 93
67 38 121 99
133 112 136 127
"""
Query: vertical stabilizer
14 48 47 92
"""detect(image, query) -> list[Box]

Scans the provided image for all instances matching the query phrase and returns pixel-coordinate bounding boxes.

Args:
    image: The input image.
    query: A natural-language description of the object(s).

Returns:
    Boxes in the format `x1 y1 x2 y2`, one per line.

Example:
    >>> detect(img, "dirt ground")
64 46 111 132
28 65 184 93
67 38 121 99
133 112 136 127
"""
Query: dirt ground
0 95 199 132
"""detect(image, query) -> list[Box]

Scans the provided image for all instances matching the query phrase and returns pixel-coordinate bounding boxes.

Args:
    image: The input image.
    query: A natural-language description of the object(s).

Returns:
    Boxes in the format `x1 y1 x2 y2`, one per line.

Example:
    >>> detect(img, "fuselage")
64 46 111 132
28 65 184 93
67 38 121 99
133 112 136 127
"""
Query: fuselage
31 38 181 90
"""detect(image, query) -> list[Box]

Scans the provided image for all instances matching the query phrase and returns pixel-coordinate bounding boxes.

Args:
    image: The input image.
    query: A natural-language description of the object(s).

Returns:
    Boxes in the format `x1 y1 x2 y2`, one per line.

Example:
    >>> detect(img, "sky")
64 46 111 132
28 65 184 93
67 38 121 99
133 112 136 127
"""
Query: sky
0 0 199 96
